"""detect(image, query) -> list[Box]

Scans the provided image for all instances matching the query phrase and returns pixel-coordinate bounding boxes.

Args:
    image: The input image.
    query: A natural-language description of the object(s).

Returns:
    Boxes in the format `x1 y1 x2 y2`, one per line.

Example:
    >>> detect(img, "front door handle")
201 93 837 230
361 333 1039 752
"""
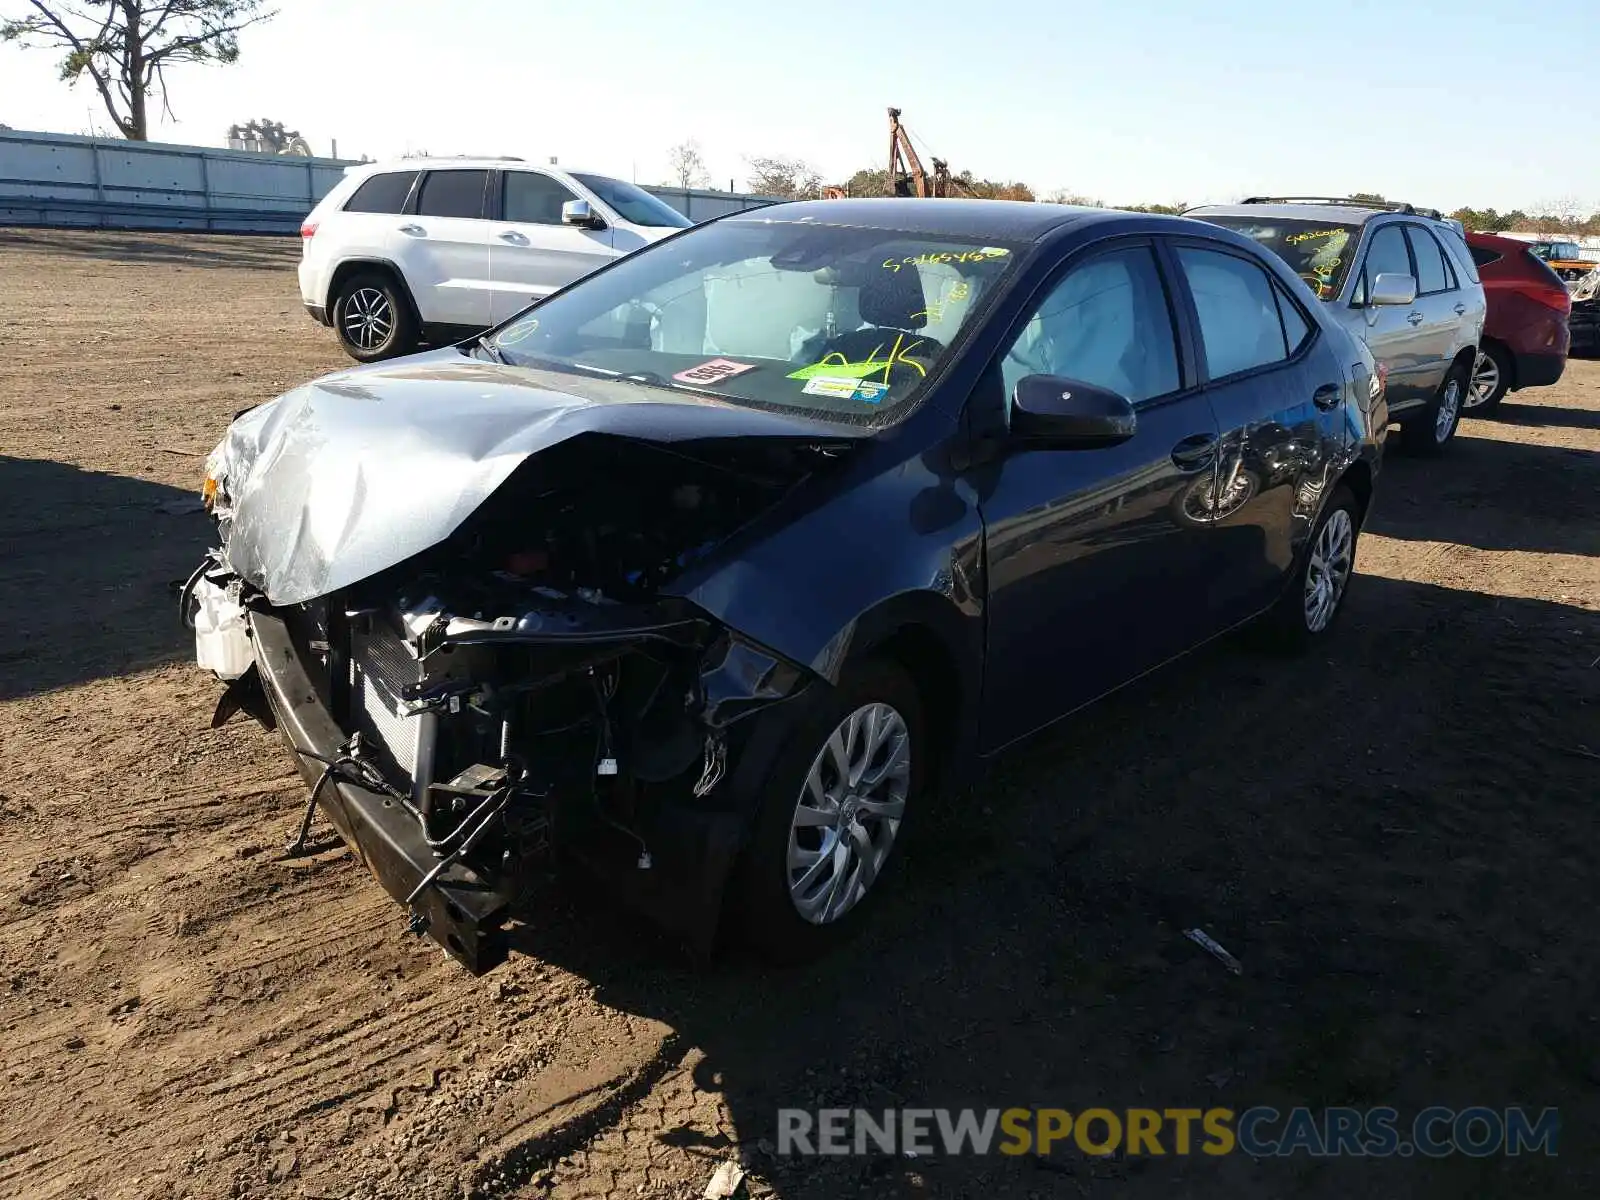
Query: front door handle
1454 303 1467 315
498 231 530 245
398 223 425 236
1171 433 1219 471
1312 382 1342 411
1406 311 1424 326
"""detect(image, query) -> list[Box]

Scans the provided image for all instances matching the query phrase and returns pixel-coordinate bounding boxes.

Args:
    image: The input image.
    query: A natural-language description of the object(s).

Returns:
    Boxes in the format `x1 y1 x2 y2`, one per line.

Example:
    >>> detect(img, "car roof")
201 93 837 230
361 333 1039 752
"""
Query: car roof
1186 202 1374 227
347 157 615 179
1466 230 1533 250
725 198 1171 242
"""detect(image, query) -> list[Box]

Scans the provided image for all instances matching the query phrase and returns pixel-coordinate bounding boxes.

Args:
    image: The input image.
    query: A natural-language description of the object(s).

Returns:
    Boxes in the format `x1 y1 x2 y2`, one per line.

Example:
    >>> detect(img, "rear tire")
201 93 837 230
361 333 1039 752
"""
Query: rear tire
732 657 925 964
1398 360 1468 456
1261 485 1361 650
331 270 417 362
1465 343 1511 416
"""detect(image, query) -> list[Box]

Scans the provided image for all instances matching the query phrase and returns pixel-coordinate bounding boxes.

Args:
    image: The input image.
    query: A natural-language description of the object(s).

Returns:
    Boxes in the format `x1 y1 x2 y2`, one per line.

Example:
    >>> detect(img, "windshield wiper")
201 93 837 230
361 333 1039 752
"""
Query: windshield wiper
472 334 507 364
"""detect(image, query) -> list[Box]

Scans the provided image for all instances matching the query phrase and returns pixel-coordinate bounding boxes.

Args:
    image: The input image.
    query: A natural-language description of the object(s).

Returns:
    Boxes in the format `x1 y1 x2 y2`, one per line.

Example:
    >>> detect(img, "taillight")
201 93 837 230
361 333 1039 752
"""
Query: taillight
300 219 318 240
1519 280 1572 314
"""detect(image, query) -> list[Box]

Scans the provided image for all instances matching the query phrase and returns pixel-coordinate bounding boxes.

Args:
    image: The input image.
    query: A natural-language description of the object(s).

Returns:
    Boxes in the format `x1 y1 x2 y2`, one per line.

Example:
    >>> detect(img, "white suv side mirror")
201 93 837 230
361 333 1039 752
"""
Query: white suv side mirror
562 199 605 230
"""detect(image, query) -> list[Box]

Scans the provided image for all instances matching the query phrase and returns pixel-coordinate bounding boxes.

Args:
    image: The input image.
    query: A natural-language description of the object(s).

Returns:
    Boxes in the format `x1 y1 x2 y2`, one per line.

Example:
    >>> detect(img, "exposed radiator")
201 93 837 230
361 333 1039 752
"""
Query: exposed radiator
349 622 437 802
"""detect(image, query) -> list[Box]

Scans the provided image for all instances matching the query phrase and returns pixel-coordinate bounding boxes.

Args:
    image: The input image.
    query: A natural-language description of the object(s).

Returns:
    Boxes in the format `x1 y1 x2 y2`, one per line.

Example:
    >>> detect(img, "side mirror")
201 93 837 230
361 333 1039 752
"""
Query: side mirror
1368 272 1417 306
1010 375 1136 448
562 199 605 230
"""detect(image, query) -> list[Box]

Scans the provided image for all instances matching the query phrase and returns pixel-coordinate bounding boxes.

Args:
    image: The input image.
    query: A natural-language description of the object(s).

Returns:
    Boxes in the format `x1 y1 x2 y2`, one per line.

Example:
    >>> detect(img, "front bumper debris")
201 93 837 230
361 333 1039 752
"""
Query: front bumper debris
250 608 512 973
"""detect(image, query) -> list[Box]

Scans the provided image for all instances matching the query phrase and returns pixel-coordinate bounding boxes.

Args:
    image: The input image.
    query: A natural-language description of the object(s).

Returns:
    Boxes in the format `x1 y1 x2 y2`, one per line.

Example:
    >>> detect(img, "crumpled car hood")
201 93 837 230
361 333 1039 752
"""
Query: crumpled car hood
210 352 862 605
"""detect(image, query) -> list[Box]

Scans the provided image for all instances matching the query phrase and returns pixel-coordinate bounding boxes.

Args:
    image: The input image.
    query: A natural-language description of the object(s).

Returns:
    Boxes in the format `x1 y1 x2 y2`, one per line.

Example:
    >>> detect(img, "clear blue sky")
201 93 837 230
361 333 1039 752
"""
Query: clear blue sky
2 0 1594 211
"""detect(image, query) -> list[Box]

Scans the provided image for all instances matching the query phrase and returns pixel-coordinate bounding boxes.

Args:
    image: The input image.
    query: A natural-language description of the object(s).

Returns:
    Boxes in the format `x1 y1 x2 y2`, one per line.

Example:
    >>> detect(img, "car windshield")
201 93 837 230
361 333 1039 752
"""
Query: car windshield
1193 216 1360 300
488 219 1022 425
572 174 692 228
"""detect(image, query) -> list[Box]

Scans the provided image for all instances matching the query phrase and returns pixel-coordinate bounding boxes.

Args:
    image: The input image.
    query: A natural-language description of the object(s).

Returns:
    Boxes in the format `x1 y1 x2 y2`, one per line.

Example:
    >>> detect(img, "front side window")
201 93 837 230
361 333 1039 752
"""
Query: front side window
1191 216 1358 301
343 171 417 214
1352 224 1412 305
572 174 692 228
1000 245 1180 408
489 220 1021 425
416 169 488 219
504 171 578 225
1176 245 1293 379
1406 225 1451 294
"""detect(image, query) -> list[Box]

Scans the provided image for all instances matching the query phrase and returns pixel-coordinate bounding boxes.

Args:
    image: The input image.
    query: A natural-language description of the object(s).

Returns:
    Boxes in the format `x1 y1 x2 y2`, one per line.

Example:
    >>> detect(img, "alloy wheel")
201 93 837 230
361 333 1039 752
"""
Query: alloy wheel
1434 378 1463 441
1466 352 1499 410
786 702 911 925
1303 508 1355 633
342 287 394 351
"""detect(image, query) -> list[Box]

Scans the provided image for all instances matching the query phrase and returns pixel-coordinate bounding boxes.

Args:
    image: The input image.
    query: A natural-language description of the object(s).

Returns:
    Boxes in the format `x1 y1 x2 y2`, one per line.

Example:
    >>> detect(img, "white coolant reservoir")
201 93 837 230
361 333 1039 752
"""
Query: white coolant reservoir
193 576 255 680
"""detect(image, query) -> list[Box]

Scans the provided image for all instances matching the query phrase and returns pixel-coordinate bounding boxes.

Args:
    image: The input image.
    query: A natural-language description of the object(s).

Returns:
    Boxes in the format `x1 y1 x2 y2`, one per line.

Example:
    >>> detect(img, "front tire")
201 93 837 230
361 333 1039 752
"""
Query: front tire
1398 360 1468 456
332 271 417 362
1465 343 1511 416
733 657 925 963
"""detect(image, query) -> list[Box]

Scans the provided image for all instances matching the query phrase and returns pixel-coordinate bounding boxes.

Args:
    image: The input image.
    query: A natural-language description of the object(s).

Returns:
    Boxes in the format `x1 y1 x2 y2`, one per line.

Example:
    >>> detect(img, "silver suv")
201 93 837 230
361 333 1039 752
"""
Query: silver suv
1186 197 1486 455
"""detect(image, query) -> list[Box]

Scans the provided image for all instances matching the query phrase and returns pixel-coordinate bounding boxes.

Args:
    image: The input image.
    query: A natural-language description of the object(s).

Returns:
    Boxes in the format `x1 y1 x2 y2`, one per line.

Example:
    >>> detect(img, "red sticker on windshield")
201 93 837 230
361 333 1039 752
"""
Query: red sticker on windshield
673 358 757 386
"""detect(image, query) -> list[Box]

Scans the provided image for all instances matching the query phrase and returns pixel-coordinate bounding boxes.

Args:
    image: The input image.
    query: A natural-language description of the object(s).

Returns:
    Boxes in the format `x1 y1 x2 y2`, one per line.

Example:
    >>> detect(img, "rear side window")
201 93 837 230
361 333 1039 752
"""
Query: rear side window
1439 228 1480 284
1176 245 1296 378
1273 282 1312 352
1470 245 1503 268
416 170 489 219
503 171 579 224
343 171 417 214
1406 226 1452 295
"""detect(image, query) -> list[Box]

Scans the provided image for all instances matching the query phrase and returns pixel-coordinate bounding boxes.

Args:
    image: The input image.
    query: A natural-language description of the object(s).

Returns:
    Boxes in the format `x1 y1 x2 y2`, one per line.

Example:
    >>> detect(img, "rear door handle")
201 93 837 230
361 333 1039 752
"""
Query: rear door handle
398 223 425 236
498 230 530 245
1171 433 1219 471
1406 311 1424 326
1312 382 1342 411
1454 303 1467 315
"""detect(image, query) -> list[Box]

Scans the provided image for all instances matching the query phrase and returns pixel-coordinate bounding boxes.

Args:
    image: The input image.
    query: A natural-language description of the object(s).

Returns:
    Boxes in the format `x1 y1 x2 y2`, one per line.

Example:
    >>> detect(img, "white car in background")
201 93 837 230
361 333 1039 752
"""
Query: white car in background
298 157 692 360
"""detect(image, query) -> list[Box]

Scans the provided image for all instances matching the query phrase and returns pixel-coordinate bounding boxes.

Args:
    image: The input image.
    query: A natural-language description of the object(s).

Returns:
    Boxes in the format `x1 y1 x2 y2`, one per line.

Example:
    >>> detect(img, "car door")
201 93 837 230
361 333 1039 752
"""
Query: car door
1168 239 1352 620
975 240 1224 750
486 169 618 323
1401 222 1466 390
400 169 492 329
1349 221 1431 413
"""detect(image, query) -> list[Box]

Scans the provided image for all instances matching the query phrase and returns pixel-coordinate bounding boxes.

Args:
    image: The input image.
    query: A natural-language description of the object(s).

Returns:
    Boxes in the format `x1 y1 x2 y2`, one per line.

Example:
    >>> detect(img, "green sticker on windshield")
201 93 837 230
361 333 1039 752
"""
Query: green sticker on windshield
788 336 929 385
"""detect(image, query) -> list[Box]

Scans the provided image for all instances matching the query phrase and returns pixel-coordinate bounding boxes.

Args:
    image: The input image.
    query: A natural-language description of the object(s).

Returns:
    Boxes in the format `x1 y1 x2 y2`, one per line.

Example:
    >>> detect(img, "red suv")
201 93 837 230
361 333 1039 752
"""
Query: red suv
1463 231 1572 415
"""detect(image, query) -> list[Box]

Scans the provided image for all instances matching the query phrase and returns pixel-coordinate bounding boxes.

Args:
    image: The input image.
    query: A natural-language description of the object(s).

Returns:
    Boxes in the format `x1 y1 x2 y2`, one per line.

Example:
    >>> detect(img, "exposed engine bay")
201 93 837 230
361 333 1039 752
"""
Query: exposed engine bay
191 429 844 972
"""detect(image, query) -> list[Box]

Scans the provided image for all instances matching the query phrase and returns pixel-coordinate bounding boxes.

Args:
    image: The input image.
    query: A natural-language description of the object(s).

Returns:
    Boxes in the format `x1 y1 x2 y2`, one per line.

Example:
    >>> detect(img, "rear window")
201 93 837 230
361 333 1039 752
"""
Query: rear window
416 169 489 219
1190 216 1359 301
343 171 417 214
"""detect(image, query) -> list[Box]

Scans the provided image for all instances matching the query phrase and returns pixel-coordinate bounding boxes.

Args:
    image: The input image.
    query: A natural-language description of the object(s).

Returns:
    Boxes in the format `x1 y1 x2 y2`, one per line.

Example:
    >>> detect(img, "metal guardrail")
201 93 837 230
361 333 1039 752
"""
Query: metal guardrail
0 128 776 232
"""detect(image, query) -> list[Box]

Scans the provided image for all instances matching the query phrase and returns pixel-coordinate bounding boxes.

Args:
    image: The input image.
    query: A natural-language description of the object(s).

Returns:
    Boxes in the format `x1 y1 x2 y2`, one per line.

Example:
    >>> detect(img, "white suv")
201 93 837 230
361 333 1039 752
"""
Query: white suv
298 157 692 361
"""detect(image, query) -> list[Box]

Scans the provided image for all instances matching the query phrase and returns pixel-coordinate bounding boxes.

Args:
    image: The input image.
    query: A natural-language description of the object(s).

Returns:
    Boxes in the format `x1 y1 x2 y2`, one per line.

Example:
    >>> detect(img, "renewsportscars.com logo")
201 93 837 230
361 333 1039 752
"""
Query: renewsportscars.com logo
776 1106 1560 1159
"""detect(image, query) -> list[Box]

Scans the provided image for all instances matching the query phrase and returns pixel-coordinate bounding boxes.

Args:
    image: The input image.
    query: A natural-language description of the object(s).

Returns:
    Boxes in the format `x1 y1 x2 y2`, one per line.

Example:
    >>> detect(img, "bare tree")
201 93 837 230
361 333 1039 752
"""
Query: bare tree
666 139 708 189
744 155 822 200
1 1 276 140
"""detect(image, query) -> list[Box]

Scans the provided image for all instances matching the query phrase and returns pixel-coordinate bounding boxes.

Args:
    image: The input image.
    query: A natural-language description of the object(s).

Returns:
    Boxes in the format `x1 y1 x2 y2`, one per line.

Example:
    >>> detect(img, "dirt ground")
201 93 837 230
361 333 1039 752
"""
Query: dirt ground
0 227 1596 1200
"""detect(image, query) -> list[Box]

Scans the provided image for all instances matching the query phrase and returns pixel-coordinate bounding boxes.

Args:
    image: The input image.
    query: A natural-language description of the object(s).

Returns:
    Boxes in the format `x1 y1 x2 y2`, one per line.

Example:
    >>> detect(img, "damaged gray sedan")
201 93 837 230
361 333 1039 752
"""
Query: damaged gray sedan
185 200 1383 972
